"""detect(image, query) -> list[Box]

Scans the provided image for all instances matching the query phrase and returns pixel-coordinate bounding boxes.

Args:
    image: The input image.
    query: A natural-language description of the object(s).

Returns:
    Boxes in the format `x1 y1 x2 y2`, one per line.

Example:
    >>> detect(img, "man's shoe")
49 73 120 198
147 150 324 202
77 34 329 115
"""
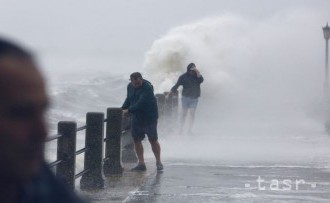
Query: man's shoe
131 164 146 171
156 163 163 171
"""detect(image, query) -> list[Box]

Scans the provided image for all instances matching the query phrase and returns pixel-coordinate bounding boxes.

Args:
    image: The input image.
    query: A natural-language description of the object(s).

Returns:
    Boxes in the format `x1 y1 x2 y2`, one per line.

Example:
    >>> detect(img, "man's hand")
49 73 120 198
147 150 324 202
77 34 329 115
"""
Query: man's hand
169 90 178 96
122 109 129 115
191 67 201 77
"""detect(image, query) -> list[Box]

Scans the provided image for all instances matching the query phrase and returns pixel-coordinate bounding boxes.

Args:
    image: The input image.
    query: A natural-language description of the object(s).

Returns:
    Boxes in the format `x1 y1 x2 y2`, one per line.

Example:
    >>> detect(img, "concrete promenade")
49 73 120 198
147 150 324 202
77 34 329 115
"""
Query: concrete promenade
79 160 330 203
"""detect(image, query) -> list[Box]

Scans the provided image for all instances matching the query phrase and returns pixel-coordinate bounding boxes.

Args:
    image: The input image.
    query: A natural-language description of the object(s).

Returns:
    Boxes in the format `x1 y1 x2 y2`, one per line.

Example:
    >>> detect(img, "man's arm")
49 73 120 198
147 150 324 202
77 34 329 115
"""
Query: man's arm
122 85 130 110
122 97 130 109
171 76 183 93
191 67 202 78
198 75 204 83
128 86 153 113
192 67 204 83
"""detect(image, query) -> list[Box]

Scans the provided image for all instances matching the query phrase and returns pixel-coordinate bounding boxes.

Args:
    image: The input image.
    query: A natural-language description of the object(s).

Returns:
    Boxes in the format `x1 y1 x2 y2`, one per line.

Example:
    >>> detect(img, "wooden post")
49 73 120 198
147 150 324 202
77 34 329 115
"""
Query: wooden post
164 91 173 118
56 121 77 189
171 91 179 121
103 108 123 175
80 112 105 190
121 114 138 163
155 93 165 118
122 132 138 163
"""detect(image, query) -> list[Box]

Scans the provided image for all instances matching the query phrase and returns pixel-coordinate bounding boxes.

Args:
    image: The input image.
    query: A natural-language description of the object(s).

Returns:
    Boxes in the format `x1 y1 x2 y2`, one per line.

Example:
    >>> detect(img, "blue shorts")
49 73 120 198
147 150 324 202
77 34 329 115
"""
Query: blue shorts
181 96 199 109
131 120 158 142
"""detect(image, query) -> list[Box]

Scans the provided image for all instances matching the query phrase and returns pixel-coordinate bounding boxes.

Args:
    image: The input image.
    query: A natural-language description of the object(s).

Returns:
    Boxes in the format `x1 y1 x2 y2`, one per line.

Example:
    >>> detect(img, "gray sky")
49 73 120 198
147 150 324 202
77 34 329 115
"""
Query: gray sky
2 0 330 139
0 0 329 74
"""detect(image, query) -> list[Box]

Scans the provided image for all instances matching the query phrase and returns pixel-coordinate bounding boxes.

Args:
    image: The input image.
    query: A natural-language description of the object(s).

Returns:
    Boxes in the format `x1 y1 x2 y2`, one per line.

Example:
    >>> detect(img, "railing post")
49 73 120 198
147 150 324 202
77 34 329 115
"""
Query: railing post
163 91 174 129
121 114 138 163
56 121 77 190
164 91 172 117
104 108 123 175
155 93 165 118
171 91 179 120
80 112 105 190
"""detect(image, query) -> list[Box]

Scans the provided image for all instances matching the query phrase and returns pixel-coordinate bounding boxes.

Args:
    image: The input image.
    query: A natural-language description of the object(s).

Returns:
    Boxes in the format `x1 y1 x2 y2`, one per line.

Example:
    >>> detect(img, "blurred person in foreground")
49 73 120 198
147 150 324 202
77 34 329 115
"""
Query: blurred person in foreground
122 72 163 171
171 63 204 135
0 38 85 203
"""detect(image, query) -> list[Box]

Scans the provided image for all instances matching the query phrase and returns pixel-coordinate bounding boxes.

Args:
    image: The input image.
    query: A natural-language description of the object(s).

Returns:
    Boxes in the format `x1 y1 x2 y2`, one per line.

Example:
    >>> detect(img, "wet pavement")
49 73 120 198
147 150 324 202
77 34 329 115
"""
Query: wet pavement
80 161 330 203
79 163 156 203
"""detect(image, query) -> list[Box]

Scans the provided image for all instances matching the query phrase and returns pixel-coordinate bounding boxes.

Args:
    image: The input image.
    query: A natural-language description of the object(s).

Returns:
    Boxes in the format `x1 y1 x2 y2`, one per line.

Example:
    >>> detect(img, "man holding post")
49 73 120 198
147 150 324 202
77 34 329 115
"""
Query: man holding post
122 72 163 171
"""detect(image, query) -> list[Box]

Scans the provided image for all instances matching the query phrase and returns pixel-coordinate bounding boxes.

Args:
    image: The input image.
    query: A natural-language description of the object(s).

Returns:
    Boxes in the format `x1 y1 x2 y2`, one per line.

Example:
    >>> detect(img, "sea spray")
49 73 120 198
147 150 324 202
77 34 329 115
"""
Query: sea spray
143 12 323 124
142 12 330 165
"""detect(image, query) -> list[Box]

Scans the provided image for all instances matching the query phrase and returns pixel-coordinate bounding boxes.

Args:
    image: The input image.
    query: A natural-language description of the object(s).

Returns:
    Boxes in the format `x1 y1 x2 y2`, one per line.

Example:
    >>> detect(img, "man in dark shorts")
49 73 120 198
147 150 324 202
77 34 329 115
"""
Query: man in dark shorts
122 72 163 171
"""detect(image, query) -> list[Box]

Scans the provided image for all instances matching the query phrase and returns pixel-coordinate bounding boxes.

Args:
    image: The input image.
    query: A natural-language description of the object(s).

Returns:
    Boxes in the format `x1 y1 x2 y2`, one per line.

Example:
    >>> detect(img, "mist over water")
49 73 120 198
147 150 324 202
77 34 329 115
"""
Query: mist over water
143 10 330 166
21 2 328 201
41 8 330 167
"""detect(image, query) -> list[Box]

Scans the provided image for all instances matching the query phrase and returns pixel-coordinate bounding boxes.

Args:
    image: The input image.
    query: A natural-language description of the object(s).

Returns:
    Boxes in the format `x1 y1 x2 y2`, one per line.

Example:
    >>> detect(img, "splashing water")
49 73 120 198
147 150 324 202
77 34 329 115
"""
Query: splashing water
142 11 330 166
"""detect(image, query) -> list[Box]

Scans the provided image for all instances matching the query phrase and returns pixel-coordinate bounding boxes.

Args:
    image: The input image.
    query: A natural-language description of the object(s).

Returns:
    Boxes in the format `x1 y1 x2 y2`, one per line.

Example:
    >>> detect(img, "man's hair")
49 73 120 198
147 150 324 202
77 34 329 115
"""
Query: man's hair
130 72 143 80
0 37 32 58
187 63 196 71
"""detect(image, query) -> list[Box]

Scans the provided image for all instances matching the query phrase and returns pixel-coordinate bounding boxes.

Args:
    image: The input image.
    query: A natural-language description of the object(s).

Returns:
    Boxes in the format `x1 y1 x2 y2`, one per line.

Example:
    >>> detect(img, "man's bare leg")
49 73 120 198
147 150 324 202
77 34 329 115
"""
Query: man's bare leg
188 108 196 134
150 140 163 170
150 140 161 164
180 107 188 134
134 141 145 165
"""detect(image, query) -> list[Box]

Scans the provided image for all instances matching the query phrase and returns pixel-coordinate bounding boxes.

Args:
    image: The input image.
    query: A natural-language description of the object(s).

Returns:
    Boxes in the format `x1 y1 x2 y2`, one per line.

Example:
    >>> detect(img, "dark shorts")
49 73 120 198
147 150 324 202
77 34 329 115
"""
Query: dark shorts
131 120 158 142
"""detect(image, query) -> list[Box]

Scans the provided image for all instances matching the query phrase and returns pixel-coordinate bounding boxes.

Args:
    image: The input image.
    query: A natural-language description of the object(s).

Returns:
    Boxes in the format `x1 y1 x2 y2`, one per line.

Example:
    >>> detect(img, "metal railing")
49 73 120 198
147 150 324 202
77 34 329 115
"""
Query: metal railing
45 92 178 190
